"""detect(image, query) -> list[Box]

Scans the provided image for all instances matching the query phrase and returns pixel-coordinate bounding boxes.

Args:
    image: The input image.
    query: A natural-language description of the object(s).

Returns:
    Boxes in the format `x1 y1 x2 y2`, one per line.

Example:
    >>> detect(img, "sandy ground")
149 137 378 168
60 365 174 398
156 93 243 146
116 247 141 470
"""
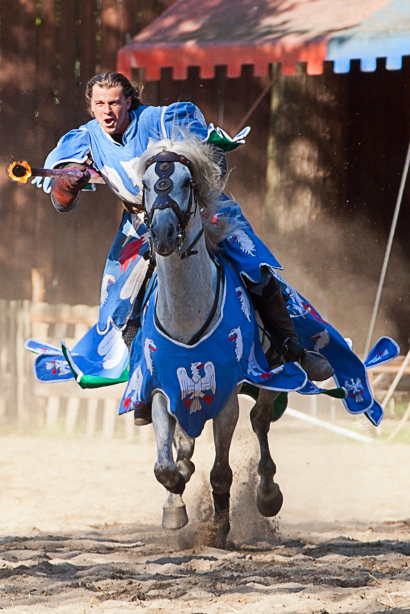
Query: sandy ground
1 398 410 614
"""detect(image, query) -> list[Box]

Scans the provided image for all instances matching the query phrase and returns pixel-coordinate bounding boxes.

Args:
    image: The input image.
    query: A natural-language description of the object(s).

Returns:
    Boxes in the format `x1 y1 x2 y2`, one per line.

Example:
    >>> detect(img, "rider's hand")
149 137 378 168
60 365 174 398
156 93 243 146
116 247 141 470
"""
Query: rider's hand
51 163 91 209
63 163 91 189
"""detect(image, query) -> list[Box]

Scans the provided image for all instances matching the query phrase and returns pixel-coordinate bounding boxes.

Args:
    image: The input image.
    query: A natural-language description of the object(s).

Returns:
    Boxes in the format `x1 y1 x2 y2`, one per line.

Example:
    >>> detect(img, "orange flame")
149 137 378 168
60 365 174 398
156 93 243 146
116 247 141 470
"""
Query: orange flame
7 160 32 184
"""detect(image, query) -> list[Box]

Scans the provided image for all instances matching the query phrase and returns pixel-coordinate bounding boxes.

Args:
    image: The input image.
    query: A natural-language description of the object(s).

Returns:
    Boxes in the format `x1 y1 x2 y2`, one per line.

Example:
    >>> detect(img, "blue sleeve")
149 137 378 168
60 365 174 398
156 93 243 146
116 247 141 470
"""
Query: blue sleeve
34 127 91 193
162 102 208 140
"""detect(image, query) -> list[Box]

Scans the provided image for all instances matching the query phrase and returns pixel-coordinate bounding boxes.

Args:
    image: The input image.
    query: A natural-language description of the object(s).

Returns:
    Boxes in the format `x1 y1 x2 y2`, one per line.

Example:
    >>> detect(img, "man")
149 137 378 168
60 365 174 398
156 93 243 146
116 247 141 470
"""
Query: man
36 72 334 423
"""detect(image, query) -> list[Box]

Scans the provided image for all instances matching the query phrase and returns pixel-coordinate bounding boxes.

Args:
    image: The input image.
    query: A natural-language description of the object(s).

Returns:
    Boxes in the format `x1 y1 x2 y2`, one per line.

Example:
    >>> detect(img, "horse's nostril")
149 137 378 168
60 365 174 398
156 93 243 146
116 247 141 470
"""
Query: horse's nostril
167 224 175 238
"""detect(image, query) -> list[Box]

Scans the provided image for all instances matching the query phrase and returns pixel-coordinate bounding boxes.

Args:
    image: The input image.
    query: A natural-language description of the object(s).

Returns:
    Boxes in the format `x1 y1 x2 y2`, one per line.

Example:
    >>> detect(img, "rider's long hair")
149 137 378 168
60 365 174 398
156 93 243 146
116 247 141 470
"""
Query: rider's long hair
85 72 143 115
137 131 243 252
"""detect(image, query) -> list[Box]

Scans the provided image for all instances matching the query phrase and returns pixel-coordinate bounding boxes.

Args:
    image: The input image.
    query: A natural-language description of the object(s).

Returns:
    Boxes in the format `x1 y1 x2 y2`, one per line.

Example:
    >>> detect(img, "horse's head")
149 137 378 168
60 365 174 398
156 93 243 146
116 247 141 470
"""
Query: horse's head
141 150 198 257
138 136 242 258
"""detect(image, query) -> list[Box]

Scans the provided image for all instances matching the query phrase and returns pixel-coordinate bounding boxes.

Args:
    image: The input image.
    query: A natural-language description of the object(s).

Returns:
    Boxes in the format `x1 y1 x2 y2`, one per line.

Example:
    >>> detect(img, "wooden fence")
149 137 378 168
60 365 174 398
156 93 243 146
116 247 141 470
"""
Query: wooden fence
0 298 152 440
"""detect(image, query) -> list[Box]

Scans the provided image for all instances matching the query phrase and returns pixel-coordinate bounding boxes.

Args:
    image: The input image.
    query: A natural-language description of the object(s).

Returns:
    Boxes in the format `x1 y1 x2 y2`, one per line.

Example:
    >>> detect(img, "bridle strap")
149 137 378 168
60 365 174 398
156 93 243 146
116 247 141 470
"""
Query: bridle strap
179 227 204 260
143 151 197 234
144 150 194 173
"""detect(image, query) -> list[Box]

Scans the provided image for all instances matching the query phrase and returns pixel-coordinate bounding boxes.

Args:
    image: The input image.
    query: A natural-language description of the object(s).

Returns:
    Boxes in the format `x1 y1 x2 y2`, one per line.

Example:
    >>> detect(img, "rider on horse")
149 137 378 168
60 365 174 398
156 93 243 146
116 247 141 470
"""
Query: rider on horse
36 72 333 426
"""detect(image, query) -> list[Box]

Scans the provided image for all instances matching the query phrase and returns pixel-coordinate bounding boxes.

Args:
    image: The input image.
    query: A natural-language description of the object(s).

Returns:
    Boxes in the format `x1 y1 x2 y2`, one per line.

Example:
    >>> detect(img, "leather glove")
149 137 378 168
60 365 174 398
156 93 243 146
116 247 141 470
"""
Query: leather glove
51 163 91 208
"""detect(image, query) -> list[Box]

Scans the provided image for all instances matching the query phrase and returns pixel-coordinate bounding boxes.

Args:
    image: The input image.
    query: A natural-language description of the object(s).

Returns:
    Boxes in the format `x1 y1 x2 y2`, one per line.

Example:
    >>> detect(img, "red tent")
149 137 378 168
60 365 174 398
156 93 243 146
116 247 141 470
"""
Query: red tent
117 0 398 79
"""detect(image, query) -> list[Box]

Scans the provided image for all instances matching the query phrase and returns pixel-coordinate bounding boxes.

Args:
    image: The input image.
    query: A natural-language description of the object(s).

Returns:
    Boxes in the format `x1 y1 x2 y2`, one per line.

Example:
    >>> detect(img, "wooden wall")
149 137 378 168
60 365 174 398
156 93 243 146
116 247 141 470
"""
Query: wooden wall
0 3 409 348
0 0 177 305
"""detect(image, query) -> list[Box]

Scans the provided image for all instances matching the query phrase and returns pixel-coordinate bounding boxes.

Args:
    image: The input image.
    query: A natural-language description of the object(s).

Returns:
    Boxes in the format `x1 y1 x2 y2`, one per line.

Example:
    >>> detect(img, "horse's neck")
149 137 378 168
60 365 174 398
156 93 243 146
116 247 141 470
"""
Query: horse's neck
155 231 219 345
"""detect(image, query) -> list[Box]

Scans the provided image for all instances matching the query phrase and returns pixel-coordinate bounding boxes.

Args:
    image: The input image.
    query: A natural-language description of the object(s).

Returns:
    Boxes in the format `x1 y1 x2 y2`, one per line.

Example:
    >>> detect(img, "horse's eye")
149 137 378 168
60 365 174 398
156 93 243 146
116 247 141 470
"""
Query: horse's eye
183 177 191 188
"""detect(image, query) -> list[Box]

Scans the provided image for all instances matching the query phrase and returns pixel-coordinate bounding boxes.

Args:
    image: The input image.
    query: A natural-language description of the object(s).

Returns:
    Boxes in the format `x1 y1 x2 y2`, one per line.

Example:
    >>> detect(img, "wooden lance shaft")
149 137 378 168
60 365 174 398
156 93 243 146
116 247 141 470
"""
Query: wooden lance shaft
8 161 104 184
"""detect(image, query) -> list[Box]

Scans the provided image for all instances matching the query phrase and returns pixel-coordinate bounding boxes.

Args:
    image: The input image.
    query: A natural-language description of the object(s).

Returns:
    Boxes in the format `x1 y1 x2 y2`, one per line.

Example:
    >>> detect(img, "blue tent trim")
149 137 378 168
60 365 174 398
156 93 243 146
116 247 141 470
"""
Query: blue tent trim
327 0 410 73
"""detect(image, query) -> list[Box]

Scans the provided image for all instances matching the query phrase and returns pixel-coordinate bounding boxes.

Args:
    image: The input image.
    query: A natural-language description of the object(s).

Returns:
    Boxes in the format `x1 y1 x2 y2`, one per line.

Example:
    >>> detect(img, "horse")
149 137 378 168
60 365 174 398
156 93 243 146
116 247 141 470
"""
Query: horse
125 134 294 545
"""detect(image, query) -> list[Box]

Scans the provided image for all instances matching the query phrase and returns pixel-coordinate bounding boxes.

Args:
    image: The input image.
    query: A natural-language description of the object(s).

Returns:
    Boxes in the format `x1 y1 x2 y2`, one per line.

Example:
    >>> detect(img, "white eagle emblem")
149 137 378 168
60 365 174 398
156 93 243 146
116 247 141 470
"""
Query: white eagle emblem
100 274 116 306
236 286 251 321
144 338 157 375
228 327 243 362
45 359 71 376
124 366 144 409
344 378 365 403
97 327 126 370
177 362 216 414
229 230 256 256
247 343 276 380
120 257 149 304
310 329 330 352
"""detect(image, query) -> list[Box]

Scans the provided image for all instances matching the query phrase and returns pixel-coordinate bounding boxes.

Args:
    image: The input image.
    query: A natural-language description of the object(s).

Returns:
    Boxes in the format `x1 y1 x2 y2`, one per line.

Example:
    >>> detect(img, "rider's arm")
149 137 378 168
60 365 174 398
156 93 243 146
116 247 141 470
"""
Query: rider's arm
163 102 227 176
50 163 91 212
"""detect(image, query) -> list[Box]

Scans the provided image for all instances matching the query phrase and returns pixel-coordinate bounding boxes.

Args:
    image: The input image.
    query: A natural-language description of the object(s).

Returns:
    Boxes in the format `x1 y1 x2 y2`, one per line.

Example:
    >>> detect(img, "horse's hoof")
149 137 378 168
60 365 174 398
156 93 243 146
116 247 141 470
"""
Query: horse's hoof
162 503 188 530
256 483 283 517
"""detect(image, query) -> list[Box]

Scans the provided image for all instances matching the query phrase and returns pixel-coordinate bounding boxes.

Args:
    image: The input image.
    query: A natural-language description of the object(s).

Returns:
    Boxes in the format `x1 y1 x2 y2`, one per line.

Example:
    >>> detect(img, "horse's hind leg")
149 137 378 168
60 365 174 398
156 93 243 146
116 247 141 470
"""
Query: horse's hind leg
210 391 239 547
151 394 188 530
250 389 283 517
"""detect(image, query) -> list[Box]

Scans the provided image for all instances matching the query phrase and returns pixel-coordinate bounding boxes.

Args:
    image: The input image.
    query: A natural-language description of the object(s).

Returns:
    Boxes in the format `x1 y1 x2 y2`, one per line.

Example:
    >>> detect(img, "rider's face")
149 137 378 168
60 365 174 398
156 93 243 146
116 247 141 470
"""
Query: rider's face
90 85 131 136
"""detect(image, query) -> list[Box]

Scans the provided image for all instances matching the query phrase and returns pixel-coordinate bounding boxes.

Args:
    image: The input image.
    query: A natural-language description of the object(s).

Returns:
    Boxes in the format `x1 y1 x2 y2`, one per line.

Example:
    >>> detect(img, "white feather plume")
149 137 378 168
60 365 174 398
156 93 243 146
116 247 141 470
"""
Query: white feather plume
100 274 116 306
310 329 330 352
120 257 149 303
97 327 127 370
228 327 243 362
144 338 157 375
236 286 252 321
231 229 256 256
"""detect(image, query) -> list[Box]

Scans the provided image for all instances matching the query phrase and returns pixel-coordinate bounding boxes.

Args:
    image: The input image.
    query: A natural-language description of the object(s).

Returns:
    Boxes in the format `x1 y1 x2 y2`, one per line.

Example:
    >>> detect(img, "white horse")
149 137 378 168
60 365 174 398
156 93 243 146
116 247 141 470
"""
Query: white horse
134 135 286 546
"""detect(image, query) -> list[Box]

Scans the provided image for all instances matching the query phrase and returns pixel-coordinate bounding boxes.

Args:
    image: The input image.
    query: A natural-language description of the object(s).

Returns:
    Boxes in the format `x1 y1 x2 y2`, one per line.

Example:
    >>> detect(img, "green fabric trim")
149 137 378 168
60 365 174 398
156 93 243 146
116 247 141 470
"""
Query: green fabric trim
206 130 243 153
322 387 347 399
239 384 287 422
61 343 129 389
271 392 288 422
240 382 259 402
73 367 130 389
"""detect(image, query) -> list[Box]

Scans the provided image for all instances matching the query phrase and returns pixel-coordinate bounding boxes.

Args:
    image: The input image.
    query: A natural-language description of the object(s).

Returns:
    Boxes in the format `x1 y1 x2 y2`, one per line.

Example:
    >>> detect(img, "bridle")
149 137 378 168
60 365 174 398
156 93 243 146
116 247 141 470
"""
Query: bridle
142 149 223 344
142 150 203 259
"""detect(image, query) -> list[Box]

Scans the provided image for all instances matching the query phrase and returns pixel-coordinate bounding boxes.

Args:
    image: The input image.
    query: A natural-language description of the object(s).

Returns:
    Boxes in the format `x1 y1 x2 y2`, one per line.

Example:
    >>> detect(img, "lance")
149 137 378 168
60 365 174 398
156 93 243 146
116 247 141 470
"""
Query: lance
7 160 105 184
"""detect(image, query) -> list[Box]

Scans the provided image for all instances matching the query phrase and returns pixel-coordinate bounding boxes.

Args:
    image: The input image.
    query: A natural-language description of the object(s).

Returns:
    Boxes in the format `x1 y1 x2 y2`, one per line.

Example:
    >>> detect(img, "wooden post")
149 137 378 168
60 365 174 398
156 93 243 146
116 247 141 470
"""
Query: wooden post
0 301 7 421
103 398 117 439
16 300 31 425
264 62 348 242
31 269 46 303
8 301 17 426
86 398 99 439
46 396 61 428
124 410 135 441
264 63 282 241
65 397 81 435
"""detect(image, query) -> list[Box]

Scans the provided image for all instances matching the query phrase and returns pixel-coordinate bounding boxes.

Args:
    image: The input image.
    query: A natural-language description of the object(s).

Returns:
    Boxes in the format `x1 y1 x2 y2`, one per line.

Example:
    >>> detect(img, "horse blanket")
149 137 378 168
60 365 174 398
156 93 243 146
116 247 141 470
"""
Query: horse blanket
117 257 309 438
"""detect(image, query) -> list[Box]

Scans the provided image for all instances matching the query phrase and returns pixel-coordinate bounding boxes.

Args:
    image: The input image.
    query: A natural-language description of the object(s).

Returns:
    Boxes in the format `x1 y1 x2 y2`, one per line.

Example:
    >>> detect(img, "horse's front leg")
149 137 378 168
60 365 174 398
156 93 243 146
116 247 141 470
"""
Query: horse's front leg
210 390 239 548
250 389 283 517
152 393 188 530
174 421 195 483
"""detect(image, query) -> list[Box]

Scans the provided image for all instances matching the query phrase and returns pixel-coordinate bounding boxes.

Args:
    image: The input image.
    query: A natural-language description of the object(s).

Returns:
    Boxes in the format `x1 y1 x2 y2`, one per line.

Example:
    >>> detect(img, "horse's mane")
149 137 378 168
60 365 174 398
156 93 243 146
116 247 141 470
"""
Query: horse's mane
137 133 243 253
